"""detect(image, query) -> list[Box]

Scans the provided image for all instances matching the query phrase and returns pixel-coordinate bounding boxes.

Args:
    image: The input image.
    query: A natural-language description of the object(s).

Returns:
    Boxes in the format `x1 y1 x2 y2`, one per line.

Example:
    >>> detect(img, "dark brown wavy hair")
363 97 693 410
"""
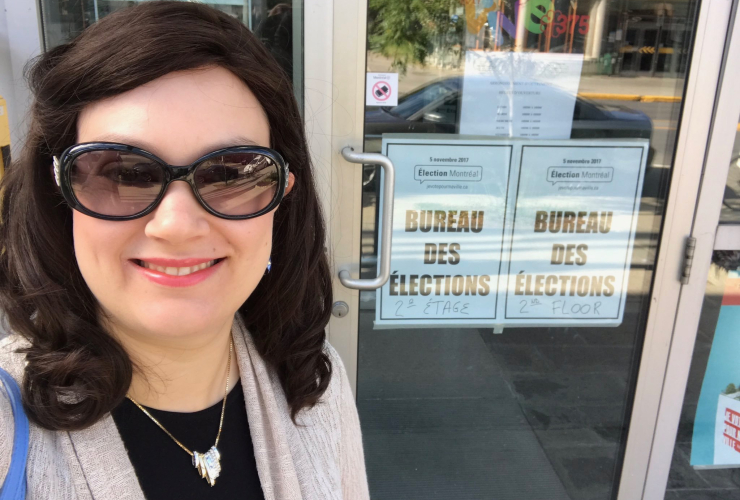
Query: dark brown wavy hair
0 1 332 430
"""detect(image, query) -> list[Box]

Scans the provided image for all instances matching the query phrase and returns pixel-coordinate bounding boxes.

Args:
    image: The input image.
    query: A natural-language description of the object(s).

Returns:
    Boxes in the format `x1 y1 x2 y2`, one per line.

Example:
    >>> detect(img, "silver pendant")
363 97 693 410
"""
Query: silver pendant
192 446 221 486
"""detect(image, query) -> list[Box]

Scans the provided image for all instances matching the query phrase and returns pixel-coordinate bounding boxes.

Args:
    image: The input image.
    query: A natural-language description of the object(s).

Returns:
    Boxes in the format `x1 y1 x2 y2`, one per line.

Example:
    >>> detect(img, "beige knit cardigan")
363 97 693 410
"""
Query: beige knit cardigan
0 317 370 500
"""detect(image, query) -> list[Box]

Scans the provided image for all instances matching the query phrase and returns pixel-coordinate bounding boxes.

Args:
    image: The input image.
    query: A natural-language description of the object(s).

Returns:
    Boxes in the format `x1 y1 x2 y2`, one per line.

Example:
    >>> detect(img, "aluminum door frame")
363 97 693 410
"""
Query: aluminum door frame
304 1 736 498
304 0 368 392
637 3 740 498
615 0 738 496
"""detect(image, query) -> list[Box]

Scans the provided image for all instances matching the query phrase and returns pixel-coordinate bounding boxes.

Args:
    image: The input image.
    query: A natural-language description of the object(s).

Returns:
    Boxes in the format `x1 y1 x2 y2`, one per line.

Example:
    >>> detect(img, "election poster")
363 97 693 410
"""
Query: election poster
504 142 648 326
375 135 514 327
460 51 583 139
373 136 648 329
690 272 740 467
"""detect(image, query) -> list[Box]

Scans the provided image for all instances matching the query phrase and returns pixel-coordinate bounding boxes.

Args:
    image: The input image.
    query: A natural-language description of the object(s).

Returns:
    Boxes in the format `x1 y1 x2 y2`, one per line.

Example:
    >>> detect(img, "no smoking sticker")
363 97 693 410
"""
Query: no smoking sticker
366 73 398 106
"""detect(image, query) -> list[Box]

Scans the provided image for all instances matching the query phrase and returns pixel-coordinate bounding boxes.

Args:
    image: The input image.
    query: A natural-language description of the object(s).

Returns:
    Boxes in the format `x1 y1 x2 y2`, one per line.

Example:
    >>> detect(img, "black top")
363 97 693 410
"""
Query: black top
111 380 265 500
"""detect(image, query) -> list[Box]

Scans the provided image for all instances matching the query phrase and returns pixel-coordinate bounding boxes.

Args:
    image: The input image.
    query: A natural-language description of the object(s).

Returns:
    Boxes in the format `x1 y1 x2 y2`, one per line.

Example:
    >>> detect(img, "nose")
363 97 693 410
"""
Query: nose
144 181 210 244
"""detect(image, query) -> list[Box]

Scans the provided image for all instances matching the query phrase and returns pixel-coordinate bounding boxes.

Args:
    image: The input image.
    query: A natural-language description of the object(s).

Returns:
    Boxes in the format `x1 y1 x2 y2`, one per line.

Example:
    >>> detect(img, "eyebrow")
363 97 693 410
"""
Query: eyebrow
83 133 261 158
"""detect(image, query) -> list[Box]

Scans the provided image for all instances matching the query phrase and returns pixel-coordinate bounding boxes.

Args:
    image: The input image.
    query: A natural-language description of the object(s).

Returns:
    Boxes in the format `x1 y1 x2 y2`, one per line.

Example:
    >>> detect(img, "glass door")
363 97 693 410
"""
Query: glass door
632 5 740 497
37 0 304 109
308 0 737 498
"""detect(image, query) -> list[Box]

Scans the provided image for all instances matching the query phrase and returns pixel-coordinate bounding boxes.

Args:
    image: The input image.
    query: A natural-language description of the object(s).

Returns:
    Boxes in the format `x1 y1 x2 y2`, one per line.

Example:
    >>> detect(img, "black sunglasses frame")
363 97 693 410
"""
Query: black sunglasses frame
53 142 290 221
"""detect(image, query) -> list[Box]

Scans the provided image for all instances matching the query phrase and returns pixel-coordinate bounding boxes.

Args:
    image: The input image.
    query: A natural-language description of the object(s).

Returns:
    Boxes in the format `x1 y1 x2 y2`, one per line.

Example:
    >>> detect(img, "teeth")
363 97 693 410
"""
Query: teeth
139 260 218 276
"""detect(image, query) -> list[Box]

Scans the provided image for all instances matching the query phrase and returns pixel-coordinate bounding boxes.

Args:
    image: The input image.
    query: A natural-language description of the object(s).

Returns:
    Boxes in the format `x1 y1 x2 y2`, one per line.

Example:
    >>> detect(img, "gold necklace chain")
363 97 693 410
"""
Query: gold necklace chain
125 337 233 486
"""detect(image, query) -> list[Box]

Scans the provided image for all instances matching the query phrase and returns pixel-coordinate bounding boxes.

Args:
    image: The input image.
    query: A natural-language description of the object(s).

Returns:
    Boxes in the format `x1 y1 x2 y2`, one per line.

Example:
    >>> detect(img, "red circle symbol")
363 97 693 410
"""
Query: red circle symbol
372 81 392 101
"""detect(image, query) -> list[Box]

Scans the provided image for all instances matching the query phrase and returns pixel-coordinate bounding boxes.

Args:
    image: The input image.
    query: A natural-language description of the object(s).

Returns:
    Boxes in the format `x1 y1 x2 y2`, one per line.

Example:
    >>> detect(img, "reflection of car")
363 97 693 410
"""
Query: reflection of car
364 76 653 148
360 77 657 275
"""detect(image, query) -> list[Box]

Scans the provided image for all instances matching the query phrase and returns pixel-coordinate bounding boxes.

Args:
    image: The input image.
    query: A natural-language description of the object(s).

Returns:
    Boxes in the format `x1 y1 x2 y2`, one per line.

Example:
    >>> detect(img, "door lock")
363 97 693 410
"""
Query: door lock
332 301 350 318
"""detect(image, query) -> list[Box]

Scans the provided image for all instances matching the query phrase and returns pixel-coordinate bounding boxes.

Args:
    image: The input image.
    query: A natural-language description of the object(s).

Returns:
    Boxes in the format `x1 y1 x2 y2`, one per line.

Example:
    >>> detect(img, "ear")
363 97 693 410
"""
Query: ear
284 172 296 196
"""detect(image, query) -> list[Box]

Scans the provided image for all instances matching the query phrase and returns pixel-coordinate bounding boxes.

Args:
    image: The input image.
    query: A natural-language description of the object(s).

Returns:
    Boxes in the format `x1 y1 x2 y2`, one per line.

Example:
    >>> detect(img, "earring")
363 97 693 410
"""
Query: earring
266 258 272 274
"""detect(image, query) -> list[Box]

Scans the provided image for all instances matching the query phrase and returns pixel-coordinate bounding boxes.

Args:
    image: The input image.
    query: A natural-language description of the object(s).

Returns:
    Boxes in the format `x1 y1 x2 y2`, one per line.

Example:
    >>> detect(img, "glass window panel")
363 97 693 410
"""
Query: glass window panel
38 0 303 106
720 122 740 223
359 0 700 499
667 251 740 499
668 111 740 498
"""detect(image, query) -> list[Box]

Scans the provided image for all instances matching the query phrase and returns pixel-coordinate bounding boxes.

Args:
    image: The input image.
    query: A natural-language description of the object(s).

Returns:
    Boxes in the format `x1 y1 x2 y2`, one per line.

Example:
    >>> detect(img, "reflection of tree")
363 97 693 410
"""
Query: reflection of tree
368 0 463 74
713 251 740 272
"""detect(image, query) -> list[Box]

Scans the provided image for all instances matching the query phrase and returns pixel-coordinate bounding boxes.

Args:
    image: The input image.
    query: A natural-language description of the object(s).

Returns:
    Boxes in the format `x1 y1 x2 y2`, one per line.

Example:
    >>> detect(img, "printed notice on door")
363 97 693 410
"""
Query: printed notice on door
504 142 648 326
375 136 514 327
459 51 583 139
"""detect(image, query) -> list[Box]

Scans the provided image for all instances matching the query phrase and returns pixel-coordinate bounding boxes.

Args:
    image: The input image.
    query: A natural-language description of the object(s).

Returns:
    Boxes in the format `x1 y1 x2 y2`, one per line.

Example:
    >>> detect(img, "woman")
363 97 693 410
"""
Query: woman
0 2 369 499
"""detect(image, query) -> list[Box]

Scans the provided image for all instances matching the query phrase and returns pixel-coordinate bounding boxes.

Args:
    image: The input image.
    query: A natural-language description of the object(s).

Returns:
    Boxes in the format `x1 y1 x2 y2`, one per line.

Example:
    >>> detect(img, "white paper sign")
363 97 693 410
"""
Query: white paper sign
504 142 647 325
373 136 649 329
376 136 514 326
460 52 583 139
366 73 399 106
714 394 740 465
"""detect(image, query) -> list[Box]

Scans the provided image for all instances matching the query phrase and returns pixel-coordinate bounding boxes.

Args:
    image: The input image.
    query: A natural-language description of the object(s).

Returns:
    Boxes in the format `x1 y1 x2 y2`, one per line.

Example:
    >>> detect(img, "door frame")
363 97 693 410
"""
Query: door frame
637 4 740 498
615 0 738 496
304 0 368 392
303 0 740 498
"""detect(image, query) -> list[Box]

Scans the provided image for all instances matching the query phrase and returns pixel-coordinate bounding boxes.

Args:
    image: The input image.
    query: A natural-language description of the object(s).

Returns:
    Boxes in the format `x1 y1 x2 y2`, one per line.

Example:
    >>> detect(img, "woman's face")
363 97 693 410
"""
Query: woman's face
74 66 286 341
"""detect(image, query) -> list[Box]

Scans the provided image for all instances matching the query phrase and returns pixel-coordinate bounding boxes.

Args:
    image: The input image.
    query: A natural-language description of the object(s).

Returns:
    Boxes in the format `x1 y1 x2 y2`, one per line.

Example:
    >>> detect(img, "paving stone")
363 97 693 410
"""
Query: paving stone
357 326 509 400
675 442 740 491
533 345 633 374
675 404 698 444
512 372 627 404
358 397 527 433
356 309 638 500
541 445 619 500
520 404 584 430
364 430 570 500
522 403 625 444
478 342 553 374
665 489 740 500
479 326 636 347
667 442 709 490
534 428 609 449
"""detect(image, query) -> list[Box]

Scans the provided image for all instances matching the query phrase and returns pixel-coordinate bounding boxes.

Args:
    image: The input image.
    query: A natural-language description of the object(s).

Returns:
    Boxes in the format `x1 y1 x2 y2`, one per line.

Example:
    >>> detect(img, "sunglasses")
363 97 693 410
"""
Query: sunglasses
53 142 289 221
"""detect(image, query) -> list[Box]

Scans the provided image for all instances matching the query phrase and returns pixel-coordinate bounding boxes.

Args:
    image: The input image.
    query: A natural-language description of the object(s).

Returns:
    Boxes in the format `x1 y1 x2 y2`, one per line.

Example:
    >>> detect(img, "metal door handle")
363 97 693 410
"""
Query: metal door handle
339 147 395 290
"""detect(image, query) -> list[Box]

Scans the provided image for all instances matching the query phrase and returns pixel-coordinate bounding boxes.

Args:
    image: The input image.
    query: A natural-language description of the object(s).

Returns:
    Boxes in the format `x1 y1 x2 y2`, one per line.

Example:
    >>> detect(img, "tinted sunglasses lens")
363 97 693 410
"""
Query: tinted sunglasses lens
194 152 280 216
69 150 164 217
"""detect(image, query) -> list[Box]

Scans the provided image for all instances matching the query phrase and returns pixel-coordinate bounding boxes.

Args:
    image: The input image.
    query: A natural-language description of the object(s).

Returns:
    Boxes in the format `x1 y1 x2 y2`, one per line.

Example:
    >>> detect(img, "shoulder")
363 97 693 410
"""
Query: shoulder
316 340 361 438
0 334 29 386
322 340 351 404
324 340 348 381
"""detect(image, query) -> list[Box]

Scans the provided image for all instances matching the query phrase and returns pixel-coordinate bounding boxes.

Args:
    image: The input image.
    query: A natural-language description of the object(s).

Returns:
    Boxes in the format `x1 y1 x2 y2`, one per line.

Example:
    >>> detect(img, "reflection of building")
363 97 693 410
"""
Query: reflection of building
461 0 691 76
41 0 274 55
617 8 691 76
37 0 299 101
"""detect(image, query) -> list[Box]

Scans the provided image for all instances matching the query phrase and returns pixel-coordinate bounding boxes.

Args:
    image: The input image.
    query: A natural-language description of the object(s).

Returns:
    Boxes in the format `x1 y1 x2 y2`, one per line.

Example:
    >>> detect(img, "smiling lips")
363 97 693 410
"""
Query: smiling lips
132 257 225 287
136 259 219 276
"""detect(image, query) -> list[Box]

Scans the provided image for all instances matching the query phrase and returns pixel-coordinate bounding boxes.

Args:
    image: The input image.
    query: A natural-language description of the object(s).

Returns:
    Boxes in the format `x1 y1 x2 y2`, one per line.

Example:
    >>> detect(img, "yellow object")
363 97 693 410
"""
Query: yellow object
620 46 674 54
0 95 10 178
578 92 682 103
461 0 498 35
